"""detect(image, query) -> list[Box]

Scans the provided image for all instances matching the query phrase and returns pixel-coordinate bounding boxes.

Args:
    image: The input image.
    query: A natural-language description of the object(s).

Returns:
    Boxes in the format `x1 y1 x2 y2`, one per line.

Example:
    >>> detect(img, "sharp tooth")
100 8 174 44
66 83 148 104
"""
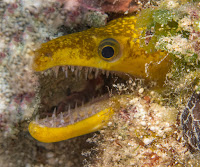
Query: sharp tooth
62 66 65 72
52 66 59 78
60 112 65 124
78 70 81 78
95 68 99 78
89 67 93 74
62 66 68 78
106 70 109 78
88 68 94 79
85 67 89 80
35 115 39 123
51 108 57 127
78 66 82 78
65 67 68 78
52 108 56 119
102 69 105 75
71 66 74 72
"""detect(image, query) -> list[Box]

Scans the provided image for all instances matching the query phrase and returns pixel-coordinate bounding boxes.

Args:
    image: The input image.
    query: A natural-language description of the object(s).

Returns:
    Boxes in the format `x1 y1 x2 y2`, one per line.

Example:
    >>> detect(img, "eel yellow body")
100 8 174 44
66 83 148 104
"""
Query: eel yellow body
29 15 171 143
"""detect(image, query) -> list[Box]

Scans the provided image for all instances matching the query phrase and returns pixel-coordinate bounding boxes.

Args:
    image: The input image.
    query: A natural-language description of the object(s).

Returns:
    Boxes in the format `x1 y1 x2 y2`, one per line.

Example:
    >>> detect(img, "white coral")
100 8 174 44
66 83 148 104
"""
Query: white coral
156 35 194 56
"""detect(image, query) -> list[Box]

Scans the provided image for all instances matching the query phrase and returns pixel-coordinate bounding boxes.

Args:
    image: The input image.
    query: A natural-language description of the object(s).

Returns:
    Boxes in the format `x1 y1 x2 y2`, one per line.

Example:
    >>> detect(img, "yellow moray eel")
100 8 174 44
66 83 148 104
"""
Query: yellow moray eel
29 15 171 143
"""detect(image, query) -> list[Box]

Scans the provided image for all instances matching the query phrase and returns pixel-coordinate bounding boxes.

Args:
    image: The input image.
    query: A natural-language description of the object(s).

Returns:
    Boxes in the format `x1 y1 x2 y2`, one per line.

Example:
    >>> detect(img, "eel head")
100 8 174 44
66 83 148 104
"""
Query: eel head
29 15 171 143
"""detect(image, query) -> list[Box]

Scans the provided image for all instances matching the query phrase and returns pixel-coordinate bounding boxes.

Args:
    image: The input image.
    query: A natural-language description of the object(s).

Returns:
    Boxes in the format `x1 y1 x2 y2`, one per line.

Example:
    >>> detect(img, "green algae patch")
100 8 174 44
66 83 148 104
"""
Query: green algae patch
135 2 200 88
153 9 174 25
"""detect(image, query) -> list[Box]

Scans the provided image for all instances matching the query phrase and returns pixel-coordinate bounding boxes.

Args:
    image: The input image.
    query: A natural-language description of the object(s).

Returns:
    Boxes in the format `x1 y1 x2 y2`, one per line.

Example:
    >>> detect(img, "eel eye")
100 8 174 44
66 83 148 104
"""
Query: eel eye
98 38 121 62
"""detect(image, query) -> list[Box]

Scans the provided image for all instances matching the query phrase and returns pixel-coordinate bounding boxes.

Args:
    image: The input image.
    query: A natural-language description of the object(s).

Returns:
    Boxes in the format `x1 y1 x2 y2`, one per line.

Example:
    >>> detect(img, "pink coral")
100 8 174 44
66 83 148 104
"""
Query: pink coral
59 0 140 14
100 0 139 13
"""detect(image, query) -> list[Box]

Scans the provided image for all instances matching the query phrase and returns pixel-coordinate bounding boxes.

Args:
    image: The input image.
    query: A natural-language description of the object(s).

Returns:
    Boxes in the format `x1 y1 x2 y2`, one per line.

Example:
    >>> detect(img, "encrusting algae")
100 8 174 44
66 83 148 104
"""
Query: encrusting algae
28 14 172 143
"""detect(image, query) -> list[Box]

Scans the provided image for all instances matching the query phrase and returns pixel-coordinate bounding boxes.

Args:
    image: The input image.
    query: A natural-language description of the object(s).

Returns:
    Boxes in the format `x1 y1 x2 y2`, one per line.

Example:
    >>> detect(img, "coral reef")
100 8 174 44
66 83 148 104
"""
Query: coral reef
81 0 140 13
84 92 200 166
60 0 146 14
0 0 200 166
0 0 107 166
81 1 200 166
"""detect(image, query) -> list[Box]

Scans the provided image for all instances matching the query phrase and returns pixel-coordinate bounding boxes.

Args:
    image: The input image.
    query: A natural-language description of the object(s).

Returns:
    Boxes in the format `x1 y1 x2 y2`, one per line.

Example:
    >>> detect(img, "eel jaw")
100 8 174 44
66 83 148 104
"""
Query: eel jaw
28 107 114 143
28 65 121 143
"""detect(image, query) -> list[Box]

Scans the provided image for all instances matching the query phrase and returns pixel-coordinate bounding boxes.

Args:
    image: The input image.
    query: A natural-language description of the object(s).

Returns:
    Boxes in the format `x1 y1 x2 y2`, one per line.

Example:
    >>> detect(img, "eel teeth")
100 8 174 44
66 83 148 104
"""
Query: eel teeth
60 112 65 125
52 108 56 119
50 108 57 127
95 68 99 78
62 66 69 78
47 65 112 80
74 67 79 79
71 66 74 72
89 67 93 74
85 67 89 80
52 66 59 78
64 66 69 78
35 115 40 123
106 70 109 78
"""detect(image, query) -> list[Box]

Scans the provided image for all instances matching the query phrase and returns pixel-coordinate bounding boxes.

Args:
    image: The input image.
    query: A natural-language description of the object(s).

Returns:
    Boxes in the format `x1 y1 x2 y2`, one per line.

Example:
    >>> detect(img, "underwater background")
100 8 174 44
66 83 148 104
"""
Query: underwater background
0 0 200 166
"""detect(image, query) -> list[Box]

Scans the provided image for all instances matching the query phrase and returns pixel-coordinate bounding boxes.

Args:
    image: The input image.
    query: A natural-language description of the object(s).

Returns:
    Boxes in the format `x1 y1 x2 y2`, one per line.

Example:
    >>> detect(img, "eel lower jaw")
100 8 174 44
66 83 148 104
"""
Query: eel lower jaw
28 96 114 143
29 65 123 143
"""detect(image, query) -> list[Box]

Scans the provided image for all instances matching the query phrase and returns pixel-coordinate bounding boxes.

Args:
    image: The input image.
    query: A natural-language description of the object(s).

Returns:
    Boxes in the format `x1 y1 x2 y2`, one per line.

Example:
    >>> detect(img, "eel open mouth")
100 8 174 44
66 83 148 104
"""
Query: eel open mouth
29 65 126 143
28 15 171 143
